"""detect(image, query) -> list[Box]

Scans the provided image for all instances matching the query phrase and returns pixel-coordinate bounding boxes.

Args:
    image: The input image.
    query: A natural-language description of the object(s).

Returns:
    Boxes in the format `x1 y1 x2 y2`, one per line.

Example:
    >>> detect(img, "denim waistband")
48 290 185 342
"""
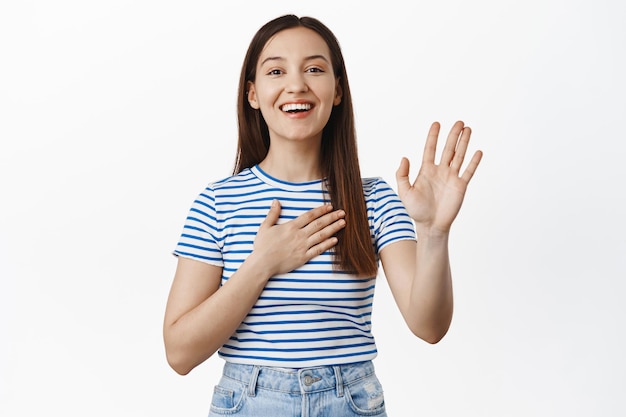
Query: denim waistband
221 361 376 396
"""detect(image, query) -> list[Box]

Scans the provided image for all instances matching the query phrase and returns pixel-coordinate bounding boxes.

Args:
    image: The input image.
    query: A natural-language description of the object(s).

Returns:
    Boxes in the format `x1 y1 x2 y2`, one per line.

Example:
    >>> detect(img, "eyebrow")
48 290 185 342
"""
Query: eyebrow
260 54 330 67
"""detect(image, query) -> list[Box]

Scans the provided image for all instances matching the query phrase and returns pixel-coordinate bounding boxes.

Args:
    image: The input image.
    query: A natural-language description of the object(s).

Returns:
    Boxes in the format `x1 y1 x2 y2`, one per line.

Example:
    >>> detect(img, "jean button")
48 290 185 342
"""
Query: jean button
303 375 320 386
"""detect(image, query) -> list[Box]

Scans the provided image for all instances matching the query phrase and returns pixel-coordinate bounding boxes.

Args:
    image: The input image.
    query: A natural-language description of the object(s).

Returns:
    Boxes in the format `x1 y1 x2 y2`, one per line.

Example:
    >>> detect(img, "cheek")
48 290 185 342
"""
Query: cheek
322 82 340 103
253 82 276 102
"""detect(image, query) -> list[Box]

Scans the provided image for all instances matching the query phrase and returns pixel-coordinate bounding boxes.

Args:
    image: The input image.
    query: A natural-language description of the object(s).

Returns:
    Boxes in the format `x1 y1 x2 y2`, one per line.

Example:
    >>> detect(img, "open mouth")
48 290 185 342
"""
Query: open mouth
281 103 312 113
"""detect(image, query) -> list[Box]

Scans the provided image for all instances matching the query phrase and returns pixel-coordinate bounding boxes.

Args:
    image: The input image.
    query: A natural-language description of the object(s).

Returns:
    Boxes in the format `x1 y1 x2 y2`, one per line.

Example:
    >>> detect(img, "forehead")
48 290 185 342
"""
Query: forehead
258 27 331 64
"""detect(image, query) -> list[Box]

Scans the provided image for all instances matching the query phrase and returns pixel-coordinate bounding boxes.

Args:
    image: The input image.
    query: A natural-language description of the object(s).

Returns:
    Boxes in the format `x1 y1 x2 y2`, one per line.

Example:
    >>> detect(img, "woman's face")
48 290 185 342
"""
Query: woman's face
247 27 342 147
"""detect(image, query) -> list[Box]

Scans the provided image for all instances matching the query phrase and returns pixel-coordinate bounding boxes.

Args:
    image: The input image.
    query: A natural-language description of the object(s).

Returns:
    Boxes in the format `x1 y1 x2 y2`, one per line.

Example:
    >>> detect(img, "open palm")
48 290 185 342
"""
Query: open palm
396 121 483 234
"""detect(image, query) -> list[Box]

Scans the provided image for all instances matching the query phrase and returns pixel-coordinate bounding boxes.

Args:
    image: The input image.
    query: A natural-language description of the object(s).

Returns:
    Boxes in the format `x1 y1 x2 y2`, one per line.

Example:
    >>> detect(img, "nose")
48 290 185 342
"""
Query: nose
284 72 308 93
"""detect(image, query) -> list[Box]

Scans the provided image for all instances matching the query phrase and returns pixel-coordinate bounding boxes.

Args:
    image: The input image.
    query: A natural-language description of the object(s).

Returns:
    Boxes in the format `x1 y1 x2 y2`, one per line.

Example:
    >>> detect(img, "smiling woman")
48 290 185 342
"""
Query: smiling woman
246 27 342 153
235 17 378 279
163 14 482 417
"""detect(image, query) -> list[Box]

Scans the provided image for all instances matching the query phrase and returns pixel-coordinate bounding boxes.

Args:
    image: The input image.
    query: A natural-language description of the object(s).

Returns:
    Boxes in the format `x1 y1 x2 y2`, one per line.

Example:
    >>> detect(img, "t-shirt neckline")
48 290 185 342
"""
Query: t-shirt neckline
251 165 326 192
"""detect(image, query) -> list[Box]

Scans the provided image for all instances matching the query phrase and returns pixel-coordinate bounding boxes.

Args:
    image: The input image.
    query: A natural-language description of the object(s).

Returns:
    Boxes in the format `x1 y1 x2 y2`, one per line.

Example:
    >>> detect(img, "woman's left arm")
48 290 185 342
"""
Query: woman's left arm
379 121 482 343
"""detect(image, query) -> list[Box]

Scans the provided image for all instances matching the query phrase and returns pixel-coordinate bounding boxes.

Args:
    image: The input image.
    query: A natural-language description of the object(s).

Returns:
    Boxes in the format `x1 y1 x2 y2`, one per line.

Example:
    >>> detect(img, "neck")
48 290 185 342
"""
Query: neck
259 143 323 183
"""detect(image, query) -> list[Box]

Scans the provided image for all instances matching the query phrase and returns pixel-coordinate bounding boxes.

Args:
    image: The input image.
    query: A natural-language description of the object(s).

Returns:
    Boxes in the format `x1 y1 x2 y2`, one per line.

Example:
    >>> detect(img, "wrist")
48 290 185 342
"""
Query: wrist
414 225 450 242
241 252 275 283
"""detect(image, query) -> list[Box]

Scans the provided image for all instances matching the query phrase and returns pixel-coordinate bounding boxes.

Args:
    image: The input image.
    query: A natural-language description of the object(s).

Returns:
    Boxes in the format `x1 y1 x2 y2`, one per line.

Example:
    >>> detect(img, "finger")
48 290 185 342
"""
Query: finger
422 121 440 165
306 236 339 259
460 150 483 183
291 203 334 229
450 126 471 173
440 120 465 166
259 199 281 229
302 207 345 236
395 157 412 194
307 215 346 246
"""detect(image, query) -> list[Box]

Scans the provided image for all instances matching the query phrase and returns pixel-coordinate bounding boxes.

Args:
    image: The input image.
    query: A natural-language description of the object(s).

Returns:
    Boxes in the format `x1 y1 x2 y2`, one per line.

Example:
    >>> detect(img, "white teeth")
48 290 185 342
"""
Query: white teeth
281 103 311 112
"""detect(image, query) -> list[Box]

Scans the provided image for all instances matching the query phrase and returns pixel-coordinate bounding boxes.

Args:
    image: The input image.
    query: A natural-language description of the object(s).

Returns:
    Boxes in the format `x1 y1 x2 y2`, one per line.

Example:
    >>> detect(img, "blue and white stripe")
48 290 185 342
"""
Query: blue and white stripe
174 165 416 367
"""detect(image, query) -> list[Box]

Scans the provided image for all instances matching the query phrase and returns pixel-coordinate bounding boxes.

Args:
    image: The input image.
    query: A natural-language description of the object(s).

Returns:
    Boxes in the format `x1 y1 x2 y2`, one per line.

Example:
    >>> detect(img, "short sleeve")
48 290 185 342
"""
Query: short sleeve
172 185 224 267
366 177 416 254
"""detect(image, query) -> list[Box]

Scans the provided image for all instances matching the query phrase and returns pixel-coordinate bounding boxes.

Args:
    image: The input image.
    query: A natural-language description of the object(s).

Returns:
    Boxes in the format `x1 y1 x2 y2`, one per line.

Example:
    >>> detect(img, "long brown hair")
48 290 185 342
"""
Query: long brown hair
234 15 377 277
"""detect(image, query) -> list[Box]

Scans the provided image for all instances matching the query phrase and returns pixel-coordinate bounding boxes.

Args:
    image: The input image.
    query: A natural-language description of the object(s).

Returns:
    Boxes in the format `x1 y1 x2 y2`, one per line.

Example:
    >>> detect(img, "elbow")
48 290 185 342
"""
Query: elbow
164 332 191 375
164 334 199 376
407 305 453 344
164 333 216 376
411 329 448 345
420 330 447 345
408 321 450 344
165 348 194 376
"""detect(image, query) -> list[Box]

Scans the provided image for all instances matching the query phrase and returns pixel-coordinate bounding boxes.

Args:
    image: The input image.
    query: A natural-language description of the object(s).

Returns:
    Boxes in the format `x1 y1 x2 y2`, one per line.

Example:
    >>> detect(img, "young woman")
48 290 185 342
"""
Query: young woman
163 14 482 417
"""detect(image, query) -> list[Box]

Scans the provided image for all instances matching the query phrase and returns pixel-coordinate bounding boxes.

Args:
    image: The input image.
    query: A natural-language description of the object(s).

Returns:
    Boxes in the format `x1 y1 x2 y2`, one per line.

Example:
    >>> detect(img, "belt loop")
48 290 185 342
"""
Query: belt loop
247 366 261 397
333 366 344 397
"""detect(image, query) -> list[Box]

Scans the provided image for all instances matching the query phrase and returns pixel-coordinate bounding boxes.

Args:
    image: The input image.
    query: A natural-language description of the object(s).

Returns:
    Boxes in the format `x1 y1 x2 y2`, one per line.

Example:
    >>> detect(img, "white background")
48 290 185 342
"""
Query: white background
1 1 625 416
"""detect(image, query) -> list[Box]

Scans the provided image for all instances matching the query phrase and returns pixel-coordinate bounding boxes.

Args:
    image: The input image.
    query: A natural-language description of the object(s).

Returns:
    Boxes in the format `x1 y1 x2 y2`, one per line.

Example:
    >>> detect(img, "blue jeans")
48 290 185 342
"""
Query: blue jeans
208 361 388 417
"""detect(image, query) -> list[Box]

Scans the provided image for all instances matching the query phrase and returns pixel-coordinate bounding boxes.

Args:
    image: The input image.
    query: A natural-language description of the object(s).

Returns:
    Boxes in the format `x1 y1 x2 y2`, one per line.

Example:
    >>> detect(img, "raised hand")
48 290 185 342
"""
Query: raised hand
396 121 482 235
253 201 346 276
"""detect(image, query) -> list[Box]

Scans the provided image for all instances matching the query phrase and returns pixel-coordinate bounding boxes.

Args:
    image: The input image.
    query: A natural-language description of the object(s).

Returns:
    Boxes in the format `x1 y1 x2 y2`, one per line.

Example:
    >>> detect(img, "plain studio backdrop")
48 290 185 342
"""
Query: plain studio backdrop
1 1 624 416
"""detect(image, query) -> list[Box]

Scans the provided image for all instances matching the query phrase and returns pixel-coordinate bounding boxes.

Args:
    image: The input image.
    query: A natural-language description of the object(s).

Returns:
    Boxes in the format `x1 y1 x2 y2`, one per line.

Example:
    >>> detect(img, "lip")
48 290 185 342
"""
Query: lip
280 99 314 108
279 100 315 118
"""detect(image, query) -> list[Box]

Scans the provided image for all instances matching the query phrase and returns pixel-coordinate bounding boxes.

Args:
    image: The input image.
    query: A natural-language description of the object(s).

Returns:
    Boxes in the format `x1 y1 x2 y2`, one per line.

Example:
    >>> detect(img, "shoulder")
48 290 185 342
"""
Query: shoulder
198 168 261 201
190 169 255 209
361 176 381 190
361 176 383 195
361 177 416 250
360 176 411 224
210 168 256 190
361 177 397 201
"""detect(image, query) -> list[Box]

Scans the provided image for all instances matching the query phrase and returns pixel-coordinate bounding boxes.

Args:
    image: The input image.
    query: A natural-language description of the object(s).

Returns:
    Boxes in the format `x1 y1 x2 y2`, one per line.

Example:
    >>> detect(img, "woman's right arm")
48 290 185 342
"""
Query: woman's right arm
163 200 346 375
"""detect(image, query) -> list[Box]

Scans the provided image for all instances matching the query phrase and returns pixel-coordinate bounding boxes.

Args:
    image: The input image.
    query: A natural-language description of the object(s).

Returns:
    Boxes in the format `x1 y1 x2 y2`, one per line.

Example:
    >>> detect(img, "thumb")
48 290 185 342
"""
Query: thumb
396 157 411 193
260 199 281 229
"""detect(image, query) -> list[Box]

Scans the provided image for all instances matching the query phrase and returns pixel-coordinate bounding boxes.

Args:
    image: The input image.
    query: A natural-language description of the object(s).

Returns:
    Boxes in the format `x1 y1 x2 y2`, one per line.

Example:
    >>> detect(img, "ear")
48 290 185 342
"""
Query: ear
333 79 343 106
247 81 259 109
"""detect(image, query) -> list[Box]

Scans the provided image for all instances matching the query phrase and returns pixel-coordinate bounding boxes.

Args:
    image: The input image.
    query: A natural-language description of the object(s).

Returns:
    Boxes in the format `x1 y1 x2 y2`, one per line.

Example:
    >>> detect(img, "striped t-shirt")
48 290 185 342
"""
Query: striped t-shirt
173 165 416 367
